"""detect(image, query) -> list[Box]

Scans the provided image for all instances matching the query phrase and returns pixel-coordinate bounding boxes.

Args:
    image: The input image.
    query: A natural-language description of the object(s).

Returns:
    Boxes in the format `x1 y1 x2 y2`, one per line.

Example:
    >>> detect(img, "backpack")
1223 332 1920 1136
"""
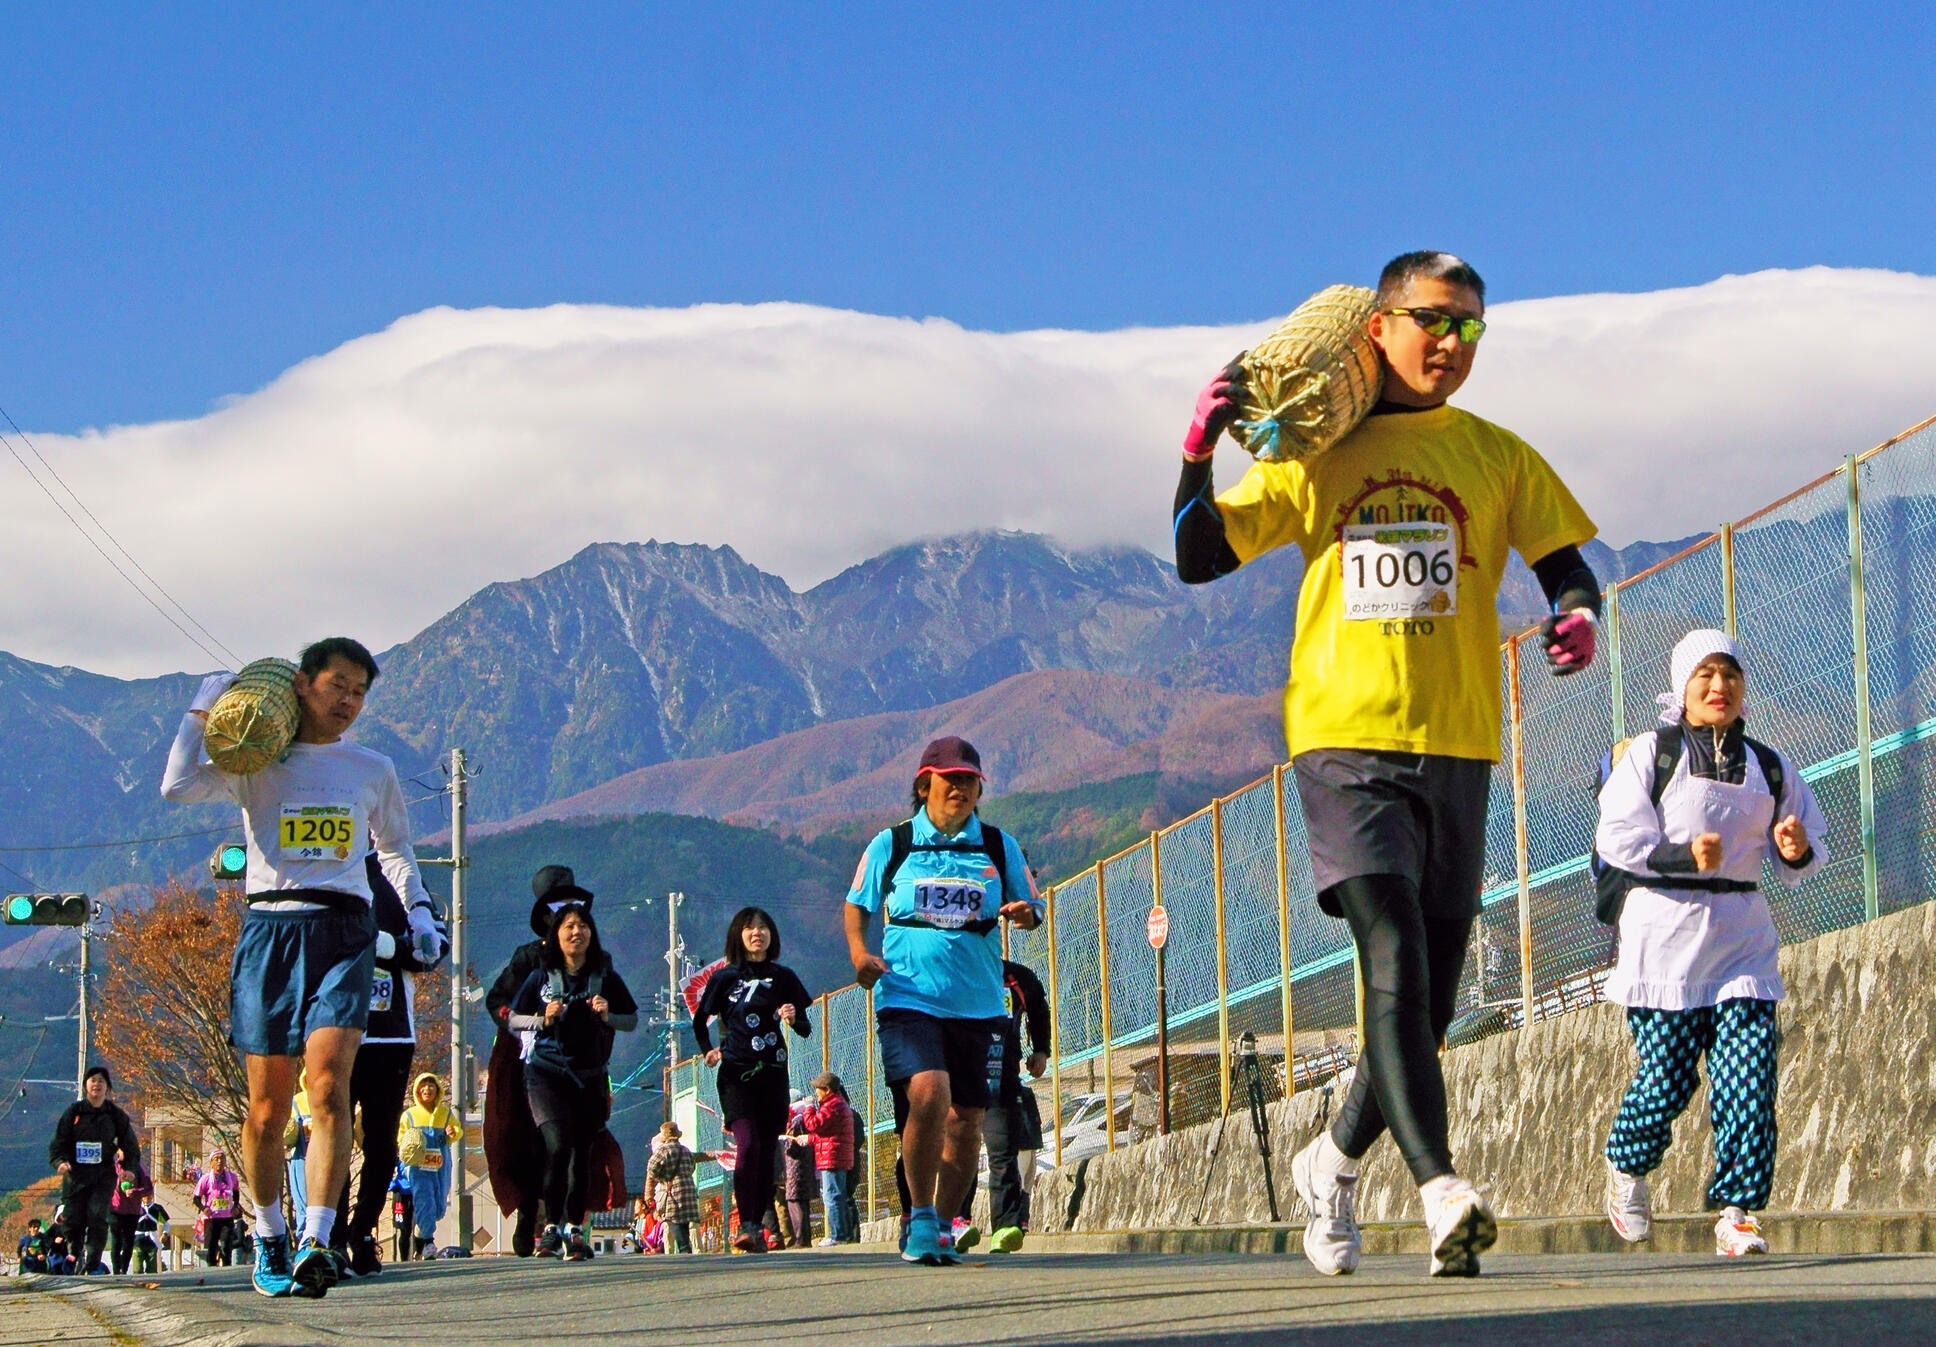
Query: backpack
1592 723 1785 926
881 818 1012 936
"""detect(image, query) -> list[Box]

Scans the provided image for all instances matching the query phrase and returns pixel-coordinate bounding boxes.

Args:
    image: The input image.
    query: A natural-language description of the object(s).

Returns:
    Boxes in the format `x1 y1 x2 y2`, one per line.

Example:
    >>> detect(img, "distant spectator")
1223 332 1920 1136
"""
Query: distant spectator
109 1156 156 1275
132 1200 169 1275
45 1219 76 1275
193 1149 243 1267
780 1093 815 1249
16 1218 48 1273
802 1073 857 1246
647 1122 699 1255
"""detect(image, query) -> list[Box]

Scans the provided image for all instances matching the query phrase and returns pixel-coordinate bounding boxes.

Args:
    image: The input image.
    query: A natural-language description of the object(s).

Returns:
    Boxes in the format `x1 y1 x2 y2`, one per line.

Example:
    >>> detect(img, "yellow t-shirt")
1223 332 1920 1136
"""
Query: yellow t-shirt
1216 404 1595 762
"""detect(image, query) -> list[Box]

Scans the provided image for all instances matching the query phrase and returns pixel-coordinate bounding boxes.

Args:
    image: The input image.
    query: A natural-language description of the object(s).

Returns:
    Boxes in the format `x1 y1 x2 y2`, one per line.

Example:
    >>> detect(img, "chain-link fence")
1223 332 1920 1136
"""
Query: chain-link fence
669 412 1936 1183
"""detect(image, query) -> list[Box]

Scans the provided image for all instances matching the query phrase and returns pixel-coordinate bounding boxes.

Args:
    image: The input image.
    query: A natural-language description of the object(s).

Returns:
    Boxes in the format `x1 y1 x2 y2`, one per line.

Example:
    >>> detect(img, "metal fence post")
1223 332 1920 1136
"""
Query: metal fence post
1721 521 1737 637
1151 827 1171 1132
1509 637 1534 1029
1607 585 1626 742
1274 764 1294 1097
1213 796 1231 1116
865 986 878 1222
1846 457 1880 922
1046 885 1063 1167
1096 863 1115 1151
822 992 831 1074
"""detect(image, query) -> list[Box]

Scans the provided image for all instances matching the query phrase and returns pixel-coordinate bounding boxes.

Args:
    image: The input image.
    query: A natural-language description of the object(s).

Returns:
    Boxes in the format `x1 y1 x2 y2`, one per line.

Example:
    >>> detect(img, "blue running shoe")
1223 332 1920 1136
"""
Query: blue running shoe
901 1210 944 1266
252 1234 294 1298
290 1236 340 1299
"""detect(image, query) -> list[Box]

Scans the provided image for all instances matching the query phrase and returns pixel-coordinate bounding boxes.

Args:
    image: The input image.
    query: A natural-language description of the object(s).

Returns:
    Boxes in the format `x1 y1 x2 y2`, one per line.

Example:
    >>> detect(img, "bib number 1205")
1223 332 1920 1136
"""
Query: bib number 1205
1341 522 1458 620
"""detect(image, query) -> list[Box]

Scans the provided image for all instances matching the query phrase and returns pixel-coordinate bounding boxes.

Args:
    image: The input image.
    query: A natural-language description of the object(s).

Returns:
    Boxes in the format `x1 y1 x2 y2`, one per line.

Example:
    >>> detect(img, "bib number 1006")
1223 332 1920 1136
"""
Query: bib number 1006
1341 522 1459 621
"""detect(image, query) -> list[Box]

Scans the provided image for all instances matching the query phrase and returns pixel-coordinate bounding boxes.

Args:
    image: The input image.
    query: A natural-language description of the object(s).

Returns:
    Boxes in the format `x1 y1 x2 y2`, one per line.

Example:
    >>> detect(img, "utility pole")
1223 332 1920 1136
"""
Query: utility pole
75 912 91 1098
448 747 473 1253
664 891 683 1122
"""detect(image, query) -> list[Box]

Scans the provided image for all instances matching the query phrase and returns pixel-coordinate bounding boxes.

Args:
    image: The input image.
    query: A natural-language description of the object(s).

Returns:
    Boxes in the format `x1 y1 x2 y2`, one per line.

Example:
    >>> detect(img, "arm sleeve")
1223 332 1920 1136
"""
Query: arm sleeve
1595 733 1672 876
781 968 813 1039
159 715 235 805
1173 458 1241 584
1017 965 1052 1055
690 969 724 1053
49 1110 72 1169
504 970 547 1035
369 767 435 919
1772 754 1830 887
1529 544 1603 618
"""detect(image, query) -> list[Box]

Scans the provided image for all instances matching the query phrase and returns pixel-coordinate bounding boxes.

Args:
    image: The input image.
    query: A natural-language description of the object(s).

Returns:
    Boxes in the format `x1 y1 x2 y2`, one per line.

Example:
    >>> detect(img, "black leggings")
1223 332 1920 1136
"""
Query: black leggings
335 1040 416 1243
717 1066 789 1230
527 1069 606 1227
1327 873 1475 1185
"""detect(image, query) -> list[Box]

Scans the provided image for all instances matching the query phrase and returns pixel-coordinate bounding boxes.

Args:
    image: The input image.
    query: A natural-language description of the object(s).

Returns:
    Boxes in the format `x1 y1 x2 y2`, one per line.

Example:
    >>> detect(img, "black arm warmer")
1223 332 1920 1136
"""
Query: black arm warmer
1173 458 1241 584
1530 544 1602 617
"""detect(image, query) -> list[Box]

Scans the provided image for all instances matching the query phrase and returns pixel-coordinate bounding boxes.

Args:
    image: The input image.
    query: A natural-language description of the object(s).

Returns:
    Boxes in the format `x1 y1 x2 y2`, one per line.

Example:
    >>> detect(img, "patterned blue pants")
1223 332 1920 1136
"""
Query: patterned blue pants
1604 998 1779 1210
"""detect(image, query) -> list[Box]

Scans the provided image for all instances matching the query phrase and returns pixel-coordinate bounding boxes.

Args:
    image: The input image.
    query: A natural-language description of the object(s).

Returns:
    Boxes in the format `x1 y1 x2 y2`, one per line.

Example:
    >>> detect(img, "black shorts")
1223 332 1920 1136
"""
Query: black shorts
877 1008 1004 1111
1292 749 1492 920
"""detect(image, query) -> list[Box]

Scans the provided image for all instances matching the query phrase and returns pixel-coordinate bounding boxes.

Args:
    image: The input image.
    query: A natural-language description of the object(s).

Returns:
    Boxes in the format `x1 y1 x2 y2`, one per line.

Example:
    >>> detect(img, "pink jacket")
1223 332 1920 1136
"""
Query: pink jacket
803 1093 855 1171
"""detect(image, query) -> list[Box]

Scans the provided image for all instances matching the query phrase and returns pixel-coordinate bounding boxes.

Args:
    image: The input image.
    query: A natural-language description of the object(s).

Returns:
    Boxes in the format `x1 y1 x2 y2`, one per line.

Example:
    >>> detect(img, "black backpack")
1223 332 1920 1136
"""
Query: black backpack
1591 724 1785 926
881 818 1012 936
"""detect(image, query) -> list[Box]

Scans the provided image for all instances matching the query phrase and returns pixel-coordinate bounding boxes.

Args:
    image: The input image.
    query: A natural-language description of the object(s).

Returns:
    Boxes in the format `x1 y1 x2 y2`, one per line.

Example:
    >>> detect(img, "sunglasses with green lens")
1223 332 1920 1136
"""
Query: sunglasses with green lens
1387 307 1487 343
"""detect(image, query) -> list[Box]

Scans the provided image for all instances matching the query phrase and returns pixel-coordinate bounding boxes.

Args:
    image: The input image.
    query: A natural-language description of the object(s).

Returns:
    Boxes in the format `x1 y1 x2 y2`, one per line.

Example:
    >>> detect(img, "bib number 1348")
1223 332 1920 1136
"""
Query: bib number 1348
1341 523 1458 620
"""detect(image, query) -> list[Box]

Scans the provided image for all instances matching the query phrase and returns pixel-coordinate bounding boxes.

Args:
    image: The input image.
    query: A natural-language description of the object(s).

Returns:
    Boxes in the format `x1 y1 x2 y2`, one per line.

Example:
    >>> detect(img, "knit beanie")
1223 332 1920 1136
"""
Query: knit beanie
1657 628 1746 724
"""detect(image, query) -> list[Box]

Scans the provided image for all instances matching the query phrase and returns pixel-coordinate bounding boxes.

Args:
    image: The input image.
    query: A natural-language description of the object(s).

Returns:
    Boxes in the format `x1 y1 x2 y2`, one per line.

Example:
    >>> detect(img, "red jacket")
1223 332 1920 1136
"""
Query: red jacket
802 1093 855 1171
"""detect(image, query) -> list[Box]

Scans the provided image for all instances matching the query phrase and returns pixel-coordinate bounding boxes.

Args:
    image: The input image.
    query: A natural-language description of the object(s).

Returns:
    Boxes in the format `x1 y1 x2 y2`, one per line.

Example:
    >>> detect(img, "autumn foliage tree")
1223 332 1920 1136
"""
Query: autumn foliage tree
93 880 248 1151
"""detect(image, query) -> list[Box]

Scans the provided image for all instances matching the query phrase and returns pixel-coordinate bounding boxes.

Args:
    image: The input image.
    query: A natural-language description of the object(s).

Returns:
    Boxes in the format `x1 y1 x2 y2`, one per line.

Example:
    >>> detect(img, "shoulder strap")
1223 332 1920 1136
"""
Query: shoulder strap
1745 736 1785 809
1648 725 1685 810
881 820 916 893
545 968 567 1004
978 822 1010 893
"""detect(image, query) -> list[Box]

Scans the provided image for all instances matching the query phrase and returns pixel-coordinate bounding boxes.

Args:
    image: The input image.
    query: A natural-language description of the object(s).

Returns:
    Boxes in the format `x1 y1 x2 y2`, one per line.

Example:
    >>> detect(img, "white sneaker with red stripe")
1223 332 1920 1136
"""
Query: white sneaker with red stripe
1714 1206 1768 1256
1606 1163 1652 1243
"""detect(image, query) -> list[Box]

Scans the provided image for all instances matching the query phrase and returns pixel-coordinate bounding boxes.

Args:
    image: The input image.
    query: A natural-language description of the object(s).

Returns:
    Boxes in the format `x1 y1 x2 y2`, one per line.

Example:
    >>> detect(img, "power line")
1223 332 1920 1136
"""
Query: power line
0 855 40 888
0 824 234 854
0 403 239 668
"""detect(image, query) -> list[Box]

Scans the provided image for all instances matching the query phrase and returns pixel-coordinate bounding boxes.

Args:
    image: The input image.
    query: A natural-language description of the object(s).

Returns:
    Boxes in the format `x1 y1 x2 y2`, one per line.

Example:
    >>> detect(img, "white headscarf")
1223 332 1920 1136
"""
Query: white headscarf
1657 628 1747 724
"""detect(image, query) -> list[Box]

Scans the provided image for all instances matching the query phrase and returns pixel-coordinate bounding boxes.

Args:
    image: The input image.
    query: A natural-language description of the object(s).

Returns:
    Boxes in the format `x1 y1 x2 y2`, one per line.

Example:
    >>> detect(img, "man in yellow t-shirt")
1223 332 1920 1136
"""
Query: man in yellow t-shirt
1171 252 1601 1280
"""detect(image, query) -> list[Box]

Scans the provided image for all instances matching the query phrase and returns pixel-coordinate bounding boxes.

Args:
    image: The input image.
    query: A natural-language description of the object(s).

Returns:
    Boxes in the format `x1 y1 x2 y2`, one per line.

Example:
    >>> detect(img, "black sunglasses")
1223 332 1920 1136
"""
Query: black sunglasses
1386 307 1487 344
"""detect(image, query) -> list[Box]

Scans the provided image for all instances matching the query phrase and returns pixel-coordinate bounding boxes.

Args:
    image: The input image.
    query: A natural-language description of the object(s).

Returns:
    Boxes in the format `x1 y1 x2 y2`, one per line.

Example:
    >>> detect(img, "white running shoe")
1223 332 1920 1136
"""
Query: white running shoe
1291 1136 1361 1276
1606 1163 1652 1243
1714 1206 1768 1257
1423 1178 1496 1278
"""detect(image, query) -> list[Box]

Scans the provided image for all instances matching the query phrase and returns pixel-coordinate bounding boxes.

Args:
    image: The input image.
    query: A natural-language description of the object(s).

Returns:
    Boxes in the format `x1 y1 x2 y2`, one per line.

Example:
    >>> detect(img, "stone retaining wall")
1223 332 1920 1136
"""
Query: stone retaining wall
1029 900 1936 1231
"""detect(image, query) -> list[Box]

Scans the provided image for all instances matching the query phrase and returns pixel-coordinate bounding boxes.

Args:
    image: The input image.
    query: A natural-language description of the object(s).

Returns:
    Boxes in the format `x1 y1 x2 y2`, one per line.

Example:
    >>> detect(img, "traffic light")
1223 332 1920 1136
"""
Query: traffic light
208 843 248 883
3 893 88 926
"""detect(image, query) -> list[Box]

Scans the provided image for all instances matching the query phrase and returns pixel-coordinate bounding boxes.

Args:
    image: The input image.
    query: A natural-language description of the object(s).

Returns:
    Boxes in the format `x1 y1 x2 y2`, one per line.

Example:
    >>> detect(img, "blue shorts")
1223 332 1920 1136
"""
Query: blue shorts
877 1008 1005 1111
229 903 376 1057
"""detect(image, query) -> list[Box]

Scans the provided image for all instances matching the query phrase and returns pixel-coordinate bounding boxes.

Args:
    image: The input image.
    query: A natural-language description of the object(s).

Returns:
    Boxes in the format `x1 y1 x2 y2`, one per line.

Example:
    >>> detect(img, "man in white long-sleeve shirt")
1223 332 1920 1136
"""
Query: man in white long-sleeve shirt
161 636 440 1299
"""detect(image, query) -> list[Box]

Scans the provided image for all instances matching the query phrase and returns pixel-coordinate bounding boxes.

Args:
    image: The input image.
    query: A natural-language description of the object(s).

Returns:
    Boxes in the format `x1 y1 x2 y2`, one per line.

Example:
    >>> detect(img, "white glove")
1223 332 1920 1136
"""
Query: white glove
190 672 237 714
373 930 398 962
408 906 447 968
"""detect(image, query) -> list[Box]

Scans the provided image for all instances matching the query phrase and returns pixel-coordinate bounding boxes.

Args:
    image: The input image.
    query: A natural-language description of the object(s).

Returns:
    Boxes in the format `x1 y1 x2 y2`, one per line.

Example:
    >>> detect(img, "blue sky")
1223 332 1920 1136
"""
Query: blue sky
5 3 1931 433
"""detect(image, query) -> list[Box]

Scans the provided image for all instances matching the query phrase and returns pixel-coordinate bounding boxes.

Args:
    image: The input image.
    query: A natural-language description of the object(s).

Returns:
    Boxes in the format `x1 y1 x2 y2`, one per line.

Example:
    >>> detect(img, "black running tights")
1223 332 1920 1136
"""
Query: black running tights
1327 873 1475 1185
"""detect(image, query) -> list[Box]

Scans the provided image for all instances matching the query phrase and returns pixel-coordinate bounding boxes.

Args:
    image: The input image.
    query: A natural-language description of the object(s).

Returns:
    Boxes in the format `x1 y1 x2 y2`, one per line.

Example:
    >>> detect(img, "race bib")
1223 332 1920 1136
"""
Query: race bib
279 804 357 861
1341 522 1458 621
418 1149 443 1171
910 879 988 930
370 972 394 1013
207 1190 234 1216
75 1141 103 1166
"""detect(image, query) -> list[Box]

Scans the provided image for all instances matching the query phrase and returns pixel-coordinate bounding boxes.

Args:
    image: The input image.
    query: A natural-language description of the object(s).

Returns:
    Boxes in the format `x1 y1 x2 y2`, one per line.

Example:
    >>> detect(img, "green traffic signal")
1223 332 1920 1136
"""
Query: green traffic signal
2 893 88 926
208 843 248 882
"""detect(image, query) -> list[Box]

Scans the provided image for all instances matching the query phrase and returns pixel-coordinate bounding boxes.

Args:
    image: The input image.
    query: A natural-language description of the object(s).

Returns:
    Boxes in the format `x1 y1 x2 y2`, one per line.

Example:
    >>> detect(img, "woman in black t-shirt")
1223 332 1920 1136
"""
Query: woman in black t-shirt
692 907 813 1253
508 903 638 1260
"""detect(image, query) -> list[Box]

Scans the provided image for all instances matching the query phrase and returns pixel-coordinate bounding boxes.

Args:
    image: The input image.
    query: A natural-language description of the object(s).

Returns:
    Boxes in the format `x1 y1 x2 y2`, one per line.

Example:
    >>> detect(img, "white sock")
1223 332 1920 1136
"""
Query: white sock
302 1205 335 1247
1315 1132 1358 1178
254 1201 287 1238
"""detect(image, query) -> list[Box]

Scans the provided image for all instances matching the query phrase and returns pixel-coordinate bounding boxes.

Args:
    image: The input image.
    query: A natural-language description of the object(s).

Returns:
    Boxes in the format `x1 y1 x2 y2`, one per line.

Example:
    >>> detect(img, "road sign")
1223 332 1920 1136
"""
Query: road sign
1146 905 1169 950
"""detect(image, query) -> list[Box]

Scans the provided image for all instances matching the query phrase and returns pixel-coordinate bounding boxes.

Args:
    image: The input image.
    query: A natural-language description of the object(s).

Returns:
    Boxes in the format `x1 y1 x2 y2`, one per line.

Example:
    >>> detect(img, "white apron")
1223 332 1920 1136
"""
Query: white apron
1604 771 1783 1011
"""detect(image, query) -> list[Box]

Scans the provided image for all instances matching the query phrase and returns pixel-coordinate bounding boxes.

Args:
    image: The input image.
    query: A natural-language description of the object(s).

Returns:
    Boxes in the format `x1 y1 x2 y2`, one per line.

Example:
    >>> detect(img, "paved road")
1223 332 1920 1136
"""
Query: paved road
33 1247 1936 1346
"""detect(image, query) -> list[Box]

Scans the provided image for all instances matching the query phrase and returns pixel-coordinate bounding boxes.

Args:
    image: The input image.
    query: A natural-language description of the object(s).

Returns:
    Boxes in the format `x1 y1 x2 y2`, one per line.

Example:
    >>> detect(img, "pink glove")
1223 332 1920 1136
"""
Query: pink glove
1182 358 1247 461
1540 610 1596 676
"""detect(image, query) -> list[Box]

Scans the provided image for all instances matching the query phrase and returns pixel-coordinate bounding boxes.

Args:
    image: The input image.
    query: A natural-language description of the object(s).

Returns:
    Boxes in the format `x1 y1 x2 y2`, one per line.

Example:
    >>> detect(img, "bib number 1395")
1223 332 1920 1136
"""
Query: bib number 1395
1341 522 1458 620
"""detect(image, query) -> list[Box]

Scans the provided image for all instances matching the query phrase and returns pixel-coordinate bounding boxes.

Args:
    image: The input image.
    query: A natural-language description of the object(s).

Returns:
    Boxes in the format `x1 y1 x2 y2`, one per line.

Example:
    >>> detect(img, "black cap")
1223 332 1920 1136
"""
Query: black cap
529 865 595 937
917 736 983 778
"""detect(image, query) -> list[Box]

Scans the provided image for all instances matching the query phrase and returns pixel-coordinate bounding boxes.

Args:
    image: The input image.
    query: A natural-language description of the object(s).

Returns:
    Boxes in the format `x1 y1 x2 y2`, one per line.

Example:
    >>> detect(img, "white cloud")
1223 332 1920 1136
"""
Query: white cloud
5 267 1932 678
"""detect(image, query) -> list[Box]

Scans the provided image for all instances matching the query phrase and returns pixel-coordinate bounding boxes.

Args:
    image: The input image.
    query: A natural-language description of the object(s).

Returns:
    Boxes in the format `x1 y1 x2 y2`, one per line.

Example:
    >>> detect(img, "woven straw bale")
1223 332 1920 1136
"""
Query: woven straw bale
204 657 300 775
1235 285 1382 463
